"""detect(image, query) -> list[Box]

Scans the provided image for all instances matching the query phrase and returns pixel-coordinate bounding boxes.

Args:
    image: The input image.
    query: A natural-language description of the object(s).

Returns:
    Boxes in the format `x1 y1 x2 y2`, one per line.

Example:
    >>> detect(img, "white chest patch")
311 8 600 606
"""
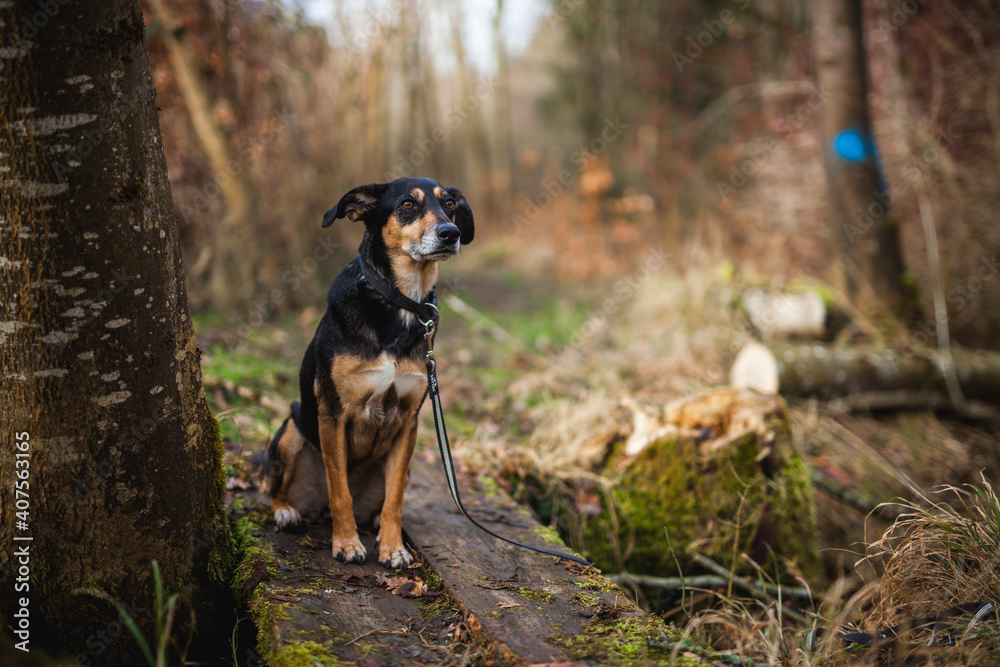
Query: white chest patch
358 354 428 402
393 370 428 399
360 355 396 396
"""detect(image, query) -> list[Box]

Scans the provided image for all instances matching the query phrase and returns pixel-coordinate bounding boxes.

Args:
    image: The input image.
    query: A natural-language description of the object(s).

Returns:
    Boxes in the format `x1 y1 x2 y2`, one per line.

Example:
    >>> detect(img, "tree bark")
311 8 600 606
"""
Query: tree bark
812 0 910 322
0 1 229 661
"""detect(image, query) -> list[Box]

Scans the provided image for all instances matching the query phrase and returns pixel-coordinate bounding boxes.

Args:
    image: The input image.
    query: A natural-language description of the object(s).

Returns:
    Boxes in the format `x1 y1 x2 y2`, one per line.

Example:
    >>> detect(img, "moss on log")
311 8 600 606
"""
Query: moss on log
536 389 820 581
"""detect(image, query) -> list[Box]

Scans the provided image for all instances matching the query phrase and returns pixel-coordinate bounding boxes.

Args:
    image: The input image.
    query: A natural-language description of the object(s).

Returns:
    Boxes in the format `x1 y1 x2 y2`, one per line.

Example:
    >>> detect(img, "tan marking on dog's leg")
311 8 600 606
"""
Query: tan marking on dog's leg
318 397 366 564
270 495 301 530
268 421 305 529
376 418 417 569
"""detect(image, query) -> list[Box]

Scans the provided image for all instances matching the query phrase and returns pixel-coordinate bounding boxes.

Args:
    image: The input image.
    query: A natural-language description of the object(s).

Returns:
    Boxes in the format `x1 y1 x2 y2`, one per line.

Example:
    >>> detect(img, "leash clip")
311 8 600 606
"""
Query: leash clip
421 303 438 361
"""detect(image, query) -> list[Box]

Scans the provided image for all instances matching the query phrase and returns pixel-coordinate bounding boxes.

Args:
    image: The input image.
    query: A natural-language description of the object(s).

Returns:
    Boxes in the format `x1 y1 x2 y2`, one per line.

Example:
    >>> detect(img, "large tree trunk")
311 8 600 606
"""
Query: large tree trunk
0 2 229 661
812 0 910 322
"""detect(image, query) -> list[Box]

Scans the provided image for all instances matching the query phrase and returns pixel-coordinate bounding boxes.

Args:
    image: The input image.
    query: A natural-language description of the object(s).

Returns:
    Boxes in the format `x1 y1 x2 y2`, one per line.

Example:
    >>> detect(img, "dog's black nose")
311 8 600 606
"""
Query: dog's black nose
437 223 461 245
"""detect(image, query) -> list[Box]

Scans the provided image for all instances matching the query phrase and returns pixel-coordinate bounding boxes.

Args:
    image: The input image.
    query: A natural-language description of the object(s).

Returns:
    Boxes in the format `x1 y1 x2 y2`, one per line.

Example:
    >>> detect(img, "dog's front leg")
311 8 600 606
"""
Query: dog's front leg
318 398 366 564
376 418 417 568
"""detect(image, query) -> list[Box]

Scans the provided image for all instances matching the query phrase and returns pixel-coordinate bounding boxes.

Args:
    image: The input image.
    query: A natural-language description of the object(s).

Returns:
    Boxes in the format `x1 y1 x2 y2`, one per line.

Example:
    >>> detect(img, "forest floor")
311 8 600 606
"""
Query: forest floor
194 235 1000 665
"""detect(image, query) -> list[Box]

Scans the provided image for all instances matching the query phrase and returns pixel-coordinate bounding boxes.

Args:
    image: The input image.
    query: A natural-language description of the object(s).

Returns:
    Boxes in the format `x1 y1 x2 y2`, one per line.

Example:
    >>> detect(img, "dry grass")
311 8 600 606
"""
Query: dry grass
677 478 1000 666
522 390 625 473
867 477 1000 630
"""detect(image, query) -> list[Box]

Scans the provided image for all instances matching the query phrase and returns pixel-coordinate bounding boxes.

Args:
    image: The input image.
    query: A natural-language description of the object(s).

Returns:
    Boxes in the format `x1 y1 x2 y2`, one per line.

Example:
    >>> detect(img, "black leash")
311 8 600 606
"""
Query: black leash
359 258 592 568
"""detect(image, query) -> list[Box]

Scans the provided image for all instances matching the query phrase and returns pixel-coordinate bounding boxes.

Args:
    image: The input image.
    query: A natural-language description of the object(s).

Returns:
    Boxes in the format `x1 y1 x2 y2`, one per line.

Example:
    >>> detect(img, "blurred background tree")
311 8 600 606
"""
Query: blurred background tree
140 0 999 345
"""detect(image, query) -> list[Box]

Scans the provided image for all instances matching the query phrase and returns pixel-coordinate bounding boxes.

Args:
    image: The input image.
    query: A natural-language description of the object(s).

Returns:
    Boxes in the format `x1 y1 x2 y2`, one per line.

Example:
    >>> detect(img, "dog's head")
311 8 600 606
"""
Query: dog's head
322 178 474 261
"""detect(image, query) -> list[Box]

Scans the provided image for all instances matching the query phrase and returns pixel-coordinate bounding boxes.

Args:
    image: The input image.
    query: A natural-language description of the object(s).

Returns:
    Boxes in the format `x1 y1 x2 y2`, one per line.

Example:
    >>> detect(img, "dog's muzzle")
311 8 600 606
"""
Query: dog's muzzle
413 222 461 260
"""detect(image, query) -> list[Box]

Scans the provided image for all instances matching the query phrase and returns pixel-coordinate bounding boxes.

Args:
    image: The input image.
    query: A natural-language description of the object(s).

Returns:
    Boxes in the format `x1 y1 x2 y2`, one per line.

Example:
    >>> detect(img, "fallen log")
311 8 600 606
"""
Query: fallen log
232 455 694 666
730 343 1000 415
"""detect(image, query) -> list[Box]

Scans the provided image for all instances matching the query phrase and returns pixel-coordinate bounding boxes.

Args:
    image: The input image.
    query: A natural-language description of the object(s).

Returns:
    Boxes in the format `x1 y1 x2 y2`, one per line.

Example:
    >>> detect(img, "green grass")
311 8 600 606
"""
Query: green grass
77 561 180 667
497 295 594 348
193 311 304 446
200 344 295 392
439 273 598 351
193 312 301 387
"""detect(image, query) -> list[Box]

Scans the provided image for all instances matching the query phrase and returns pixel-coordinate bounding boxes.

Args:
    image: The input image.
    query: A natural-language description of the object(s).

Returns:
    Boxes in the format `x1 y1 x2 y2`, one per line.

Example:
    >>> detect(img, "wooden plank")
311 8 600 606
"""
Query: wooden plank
403 452 635 665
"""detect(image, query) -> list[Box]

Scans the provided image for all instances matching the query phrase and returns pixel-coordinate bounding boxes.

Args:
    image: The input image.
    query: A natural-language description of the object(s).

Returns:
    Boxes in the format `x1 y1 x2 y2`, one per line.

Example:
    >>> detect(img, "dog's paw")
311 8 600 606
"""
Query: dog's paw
377 543 414 569
274 507 301 530
331 535 367 564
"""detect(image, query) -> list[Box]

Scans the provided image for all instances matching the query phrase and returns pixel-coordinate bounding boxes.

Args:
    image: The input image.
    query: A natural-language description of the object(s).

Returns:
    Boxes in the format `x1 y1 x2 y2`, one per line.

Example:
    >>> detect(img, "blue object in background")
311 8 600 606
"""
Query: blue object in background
833 129 870 162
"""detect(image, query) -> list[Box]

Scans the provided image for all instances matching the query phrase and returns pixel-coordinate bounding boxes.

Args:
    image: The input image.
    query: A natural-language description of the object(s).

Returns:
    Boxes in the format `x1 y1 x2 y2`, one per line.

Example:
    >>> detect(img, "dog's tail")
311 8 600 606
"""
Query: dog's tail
289 400 303 436
262 413 291 493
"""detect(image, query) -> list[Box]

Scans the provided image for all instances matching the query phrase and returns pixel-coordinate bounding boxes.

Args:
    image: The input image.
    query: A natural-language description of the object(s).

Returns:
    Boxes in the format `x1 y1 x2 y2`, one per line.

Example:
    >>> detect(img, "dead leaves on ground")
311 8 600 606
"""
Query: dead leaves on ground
374 572 433 599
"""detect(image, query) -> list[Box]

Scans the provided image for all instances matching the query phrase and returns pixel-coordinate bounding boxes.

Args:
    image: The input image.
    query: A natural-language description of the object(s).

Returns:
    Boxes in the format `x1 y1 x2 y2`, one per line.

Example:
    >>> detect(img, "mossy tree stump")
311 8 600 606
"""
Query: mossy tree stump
537 388 820 581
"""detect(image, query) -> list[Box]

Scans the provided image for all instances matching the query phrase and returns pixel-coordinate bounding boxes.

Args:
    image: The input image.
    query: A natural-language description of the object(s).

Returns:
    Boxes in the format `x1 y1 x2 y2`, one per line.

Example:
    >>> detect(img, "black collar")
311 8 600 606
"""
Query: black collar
358 257 439 324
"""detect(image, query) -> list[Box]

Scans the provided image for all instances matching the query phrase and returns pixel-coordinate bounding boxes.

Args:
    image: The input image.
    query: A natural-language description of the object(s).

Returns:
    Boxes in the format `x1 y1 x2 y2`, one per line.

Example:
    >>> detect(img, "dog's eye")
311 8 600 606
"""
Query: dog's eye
444 199 455 210
401 200 414 210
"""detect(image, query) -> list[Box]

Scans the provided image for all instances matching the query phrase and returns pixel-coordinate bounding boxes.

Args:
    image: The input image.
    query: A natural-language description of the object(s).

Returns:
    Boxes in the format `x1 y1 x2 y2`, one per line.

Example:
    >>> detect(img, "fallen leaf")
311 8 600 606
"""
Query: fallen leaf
381 575 407 588
392 582 424 598
268 594 301 603
243 560 269 591
590 600 634 620
225 477 252 491
381 575 427 598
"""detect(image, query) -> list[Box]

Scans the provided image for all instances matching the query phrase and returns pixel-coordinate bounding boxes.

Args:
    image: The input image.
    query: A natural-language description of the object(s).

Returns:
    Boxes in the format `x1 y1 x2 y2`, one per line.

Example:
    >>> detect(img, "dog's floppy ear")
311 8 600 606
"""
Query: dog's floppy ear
321 183 385 228
445 187 474 245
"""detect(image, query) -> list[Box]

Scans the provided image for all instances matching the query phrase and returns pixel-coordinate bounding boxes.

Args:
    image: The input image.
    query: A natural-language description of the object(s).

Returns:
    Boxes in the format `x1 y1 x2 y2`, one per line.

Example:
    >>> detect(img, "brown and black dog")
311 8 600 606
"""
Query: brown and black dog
263 177 473 568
